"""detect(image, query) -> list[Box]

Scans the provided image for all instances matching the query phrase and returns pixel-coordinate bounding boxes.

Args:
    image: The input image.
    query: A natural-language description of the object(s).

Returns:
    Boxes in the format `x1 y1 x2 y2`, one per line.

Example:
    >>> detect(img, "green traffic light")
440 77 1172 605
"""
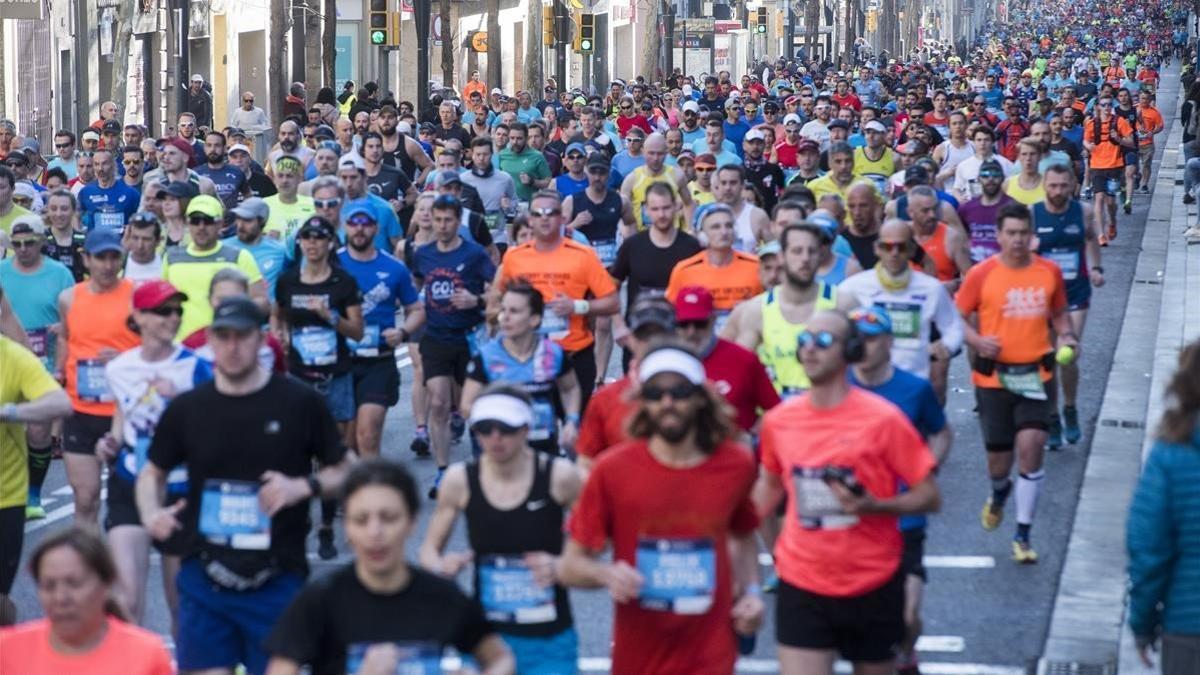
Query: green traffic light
756 24 765 33
371 30 387 44
580 39 592 51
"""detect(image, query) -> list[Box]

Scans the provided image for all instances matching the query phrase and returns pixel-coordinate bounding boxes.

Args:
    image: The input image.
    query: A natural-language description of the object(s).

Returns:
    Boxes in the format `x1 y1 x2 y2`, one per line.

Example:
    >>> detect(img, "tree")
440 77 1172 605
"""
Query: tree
640 0 661 82
109 0 136 122
323 0 336 87
441 0 455 88
487 0 501 91
523 0 542 90
843 0 856 66
269 0 287 128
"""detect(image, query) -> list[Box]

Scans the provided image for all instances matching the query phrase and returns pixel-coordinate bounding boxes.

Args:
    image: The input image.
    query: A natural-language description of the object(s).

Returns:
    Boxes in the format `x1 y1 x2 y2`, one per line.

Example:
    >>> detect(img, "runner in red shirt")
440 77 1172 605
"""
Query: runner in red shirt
754 310 940 672
560 342 764 675
674 286 780 433
575 296 676 475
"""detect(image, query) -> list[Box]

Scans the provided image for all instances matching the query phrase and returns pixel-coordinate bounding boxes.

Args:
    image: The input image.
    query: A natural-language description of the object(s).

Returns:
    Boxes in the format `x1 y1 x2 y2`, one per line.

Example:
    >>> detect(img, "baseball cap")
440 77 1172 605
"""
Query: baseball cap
745 129 766 142
682 100 700 114
84 227 124 255
81 130 100 143
586 153 610 170
978 158 1005 177
162 180 199 199
625 127 646 140
315 125 335 140
297 215 338 238
490 87 503 96
133 280 188 311
102 120 122 134
230 197 269 221
756 240 782 258
158 136 195 162
338 153 366 172
4 152 28 167
228 143 251 156
628 296 677 334
435 170 463 188
18 138 40 154
783 113 802 126
191 73 204 83
849 306 892 336
694 153 717 168
210 296 266 331
564 142 587 157
9 213 46 237
186 194 225 220
674 286 715 322
676 149 696 164
344 206 377 225
864 120 888 133
797 139 820 154
827 119 850 130
904 164 931 185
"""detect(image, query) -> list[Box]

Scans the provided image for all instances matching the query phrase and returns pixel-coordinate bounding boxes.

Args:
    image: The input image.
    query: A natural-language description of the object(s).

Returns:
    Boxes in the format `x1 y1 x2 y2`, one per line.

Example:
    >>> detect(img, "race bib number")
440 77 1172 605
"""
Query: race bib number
293 326 338 366
346 641 442 675
199 480 271 550
478 555 557 624
878 301 922 340
529 401 556 442
349 324 382 358
96 210 125 232
76 359 112 402
997 364 1048 400
540 309 569 340
636 537 716 614
591 238 617 265
1044 248 1079 281
791 467 859 530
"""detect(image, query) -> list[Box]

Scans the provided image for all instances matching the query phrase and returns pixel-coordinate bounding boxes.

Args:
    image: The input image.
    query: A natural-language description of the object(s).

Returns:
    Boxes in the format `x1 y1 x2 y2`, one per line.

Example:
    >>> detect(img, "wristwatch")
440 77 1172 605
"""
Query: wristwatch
1091 265 1104 274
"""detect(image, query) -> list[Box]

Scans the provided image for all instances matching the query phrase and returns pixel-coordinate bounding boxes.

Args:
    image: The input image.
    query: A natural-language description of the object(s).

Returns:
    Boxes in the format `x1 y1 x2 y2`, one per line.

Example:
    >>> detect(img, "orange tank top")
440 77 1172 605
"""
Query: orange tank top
64 280 139 416
919 222 957 282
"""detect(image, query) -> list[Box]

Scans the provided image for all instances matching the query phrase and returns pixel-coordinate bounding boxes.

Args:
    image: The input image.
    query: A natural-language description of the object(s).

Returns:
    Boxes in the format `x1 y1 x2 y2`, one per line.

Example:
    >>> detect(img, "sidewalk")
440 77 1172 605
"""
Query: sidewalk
1037 65 1192 674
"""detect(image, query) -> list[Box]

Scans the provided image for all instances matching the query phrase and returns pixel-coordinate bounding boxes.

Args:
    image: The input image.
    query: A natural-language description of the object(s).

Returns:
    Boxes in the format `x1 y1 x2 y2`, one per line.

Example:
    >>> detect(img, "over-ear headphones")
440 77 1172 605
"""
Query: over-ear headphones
842 314 865 364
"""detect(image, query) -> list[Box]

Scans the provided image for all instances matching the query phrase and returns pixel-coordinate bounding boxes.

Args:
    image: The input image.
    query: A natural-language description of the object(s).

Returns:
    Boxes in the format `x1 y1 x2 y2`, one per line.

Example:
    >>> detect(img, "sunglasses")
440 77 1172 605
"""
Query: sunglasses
346 218 376 228
641 381 700 402
55 143 73 149
586 167 609 175
876 240 909 253
299 230 331 240
314 198 342 209
797 330 839 349
123 159 141 165
529 206 557 217
567 153 585 159
10 239 40 249
979 171 1004 179
695 167 715 173
244 98 254 103
145 305 184 317
304 134 316 140
188 217 219 226
677 319 711 331
620 105 633 110
471 420 523 436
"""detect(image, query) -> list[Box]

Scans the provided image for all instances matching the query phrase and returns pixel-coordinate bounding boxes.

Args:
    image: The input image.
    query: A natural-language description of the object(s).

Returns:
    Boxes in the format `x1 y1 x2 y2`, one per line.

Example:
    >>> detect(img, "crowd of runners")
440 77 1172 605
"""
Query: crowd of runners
0 0 1193 672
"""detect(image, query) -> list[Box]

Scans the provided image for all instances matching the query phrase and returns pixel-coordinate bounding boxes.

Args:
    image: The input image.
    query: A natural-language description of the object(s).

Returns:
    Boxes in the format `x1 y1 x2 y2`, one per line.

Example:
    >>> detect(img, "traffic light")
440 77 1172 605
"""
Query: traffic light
544 9 555 45
577 12 595 52
369 0 388 45
756 7 767 33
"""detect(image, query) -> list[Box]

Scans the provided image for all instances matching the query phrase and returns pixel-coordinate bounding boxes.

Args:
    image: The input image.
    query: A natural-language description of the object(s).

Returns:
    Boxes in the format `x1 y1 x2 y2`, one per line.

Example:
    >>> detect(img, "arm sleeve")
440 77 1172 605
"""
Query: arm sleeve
1126 445 1175 637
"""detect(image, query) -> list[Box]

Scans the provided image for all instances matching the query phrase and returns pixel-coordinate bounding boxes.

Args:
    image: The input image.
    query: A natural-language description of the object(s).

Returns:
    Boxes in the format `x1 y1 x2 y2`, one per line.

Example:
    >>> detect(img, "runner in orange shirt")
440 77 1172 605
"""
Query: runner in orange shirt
665 204 763 334
955 202 1077 564
1082 95 1135 244
1135 90 1165 194
493 189 619 409
754 309 939 672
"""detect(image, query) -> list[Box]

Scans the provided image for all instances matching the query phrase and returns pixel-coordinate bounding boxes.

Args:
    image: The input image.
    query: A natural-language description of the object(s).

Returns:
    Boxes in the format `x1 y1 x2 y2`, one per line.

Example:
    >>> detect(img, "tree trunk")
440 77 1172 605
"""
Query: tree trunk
441 0 454 88
323 0 336 87
269 0 288 128
522 0 541 91
641 0 661 83
110 0 137 121
487 0 501 91
843 0 855 66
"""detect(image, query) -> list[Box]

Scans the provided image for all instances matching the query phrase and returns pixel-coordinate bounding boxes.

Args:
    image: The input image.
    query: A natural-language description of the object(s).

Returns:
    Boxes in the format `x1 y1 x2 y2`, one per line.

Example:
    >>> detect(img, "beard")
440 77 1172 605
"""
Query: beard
206 153 223 164
279 138 297 152
785 267 815 289
649 409 694 443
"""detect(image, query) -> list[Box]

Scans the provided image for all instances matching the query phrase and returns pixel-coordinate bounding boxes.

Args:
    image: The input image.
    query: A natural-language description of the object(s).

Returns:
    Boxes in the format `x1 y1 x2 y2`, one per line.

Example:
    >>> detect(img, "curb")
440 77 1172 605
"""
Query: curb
1037 65 1183 673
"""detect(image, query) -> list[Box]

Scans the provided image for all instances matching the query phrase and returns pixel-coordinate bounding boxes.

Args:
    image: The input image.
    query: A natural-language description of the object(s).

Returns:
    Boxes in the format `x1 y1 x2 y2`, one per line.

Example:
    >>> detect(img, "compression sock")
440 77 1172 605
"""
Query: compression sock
320 498 337 527
1015 470 1045 532
27 444 52 504
991 477 1013 507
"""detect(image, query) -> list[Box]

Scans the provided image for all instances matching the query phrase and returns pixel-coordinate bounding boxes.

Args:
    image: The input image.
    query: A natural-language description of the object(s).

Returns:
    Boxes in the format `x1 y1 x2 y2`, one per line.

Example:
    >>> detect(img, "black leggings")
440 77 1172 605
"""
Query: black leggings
568 345 597 414
0 506 24 594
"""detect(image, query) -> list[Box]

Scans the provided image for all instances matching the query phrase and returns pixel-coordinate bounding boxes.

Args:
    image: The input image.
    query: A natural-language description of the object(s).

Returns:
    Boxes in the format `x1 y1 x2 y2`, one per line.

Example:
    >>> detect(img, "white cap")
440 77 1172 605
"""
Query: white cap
864 120 888 133
228 143 251 155
682 100 699 114
191 73 204 83
490 87 503 95
398 121 413 135
638 347 706 385
745 129 765 142
338 153 365 172
783 113 802 125
468 393 534 429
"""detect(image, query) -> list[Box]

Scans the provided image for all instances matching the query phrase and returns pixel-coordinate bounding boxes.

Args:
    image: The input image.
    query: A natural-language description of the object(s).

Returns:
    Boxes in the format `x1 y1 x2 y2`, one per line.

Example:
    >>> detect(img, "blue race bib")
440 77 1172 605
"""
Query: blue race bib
345 641 442 675
478 555 557 624
636 536 716 614
76 359 112 402
199 479 271 550
293 326 338 366
349 324 382 358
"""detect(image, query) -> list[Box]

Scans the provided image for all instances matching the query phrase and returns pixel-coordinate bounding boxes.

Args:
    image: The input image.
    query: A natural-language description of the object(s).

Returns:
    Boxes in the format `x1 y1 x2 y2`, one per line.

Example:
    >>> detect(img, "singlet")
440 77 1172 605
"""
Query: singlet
918 223 957 282
816 254 851 286
64 280 140 416
758 282 838 398
958 196 1011 263
844 229 879 269
852 147 896 195
385 132 419 181
1033 200 1088 293
570 189 623 266
472 337 568 449
733 203 759 253
42 232 88 282
464 453 573 637
937 139 975 174
1004 176 1047 205
628 166 683 230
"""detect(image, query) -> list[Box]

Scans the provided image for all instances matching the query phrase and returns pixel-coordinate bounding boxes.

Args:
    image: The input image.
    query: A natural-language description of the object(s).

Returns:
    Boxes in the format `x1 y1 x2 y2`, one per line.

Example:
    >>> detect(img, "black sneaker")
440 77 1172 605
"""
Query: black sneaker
410 430 430 457
317 527 337 560
450 412 466 443
1185 192 1197 205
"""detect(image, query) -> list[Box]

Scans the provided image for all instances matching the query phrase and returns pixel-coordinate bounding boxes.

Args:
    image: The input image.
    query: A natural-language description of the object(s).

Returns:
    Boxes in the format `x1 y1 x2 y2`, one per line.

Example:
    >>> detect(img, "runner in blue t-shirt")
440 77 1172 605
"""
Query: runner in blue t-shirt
77 148 140 232
194 131 250 218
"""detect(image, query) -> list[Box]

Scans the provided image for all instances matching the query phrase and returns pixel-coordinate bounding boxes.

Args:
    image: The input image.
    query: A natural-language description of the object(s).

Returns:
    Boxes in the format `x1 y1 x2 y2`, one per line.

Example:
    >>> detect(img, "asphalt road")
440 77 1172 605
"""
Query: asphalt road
8 68 1179 674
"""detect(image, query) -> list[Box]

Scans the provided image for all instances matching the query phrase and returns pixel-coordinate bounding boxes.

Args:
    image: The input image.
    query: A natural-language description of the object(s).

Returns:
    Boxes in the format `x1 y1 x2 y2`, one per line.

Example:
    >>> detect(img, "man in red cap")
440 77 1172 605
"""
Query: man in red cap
674 285 779 434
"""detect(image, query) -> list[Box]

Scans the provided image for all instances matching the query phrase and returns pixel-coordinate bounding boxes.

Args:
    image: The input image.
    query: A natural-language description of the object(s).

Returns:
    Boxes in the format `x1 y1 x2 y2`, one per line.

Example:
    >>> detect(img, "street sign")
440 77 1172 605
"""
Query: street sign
0 0 44 20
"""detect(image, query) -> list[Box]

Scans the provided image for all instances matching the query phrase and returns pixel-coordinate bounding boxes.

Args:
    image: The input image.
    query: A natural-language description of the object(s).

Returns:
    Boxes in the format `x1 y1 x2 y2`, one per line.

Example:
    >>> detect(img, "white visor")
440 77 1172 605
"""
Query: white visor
468 394 534 429
638 348 706 385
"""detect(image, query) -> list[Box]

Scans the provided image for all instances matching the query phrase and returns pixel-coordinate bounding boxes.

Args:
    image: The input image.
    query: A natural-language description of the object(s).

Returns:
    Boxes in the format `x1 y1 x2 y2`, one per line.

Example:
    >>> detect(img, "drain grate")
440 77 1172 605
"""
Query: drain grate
1134 278 1163 285
1038 661 1114 675
1099 418 1145 429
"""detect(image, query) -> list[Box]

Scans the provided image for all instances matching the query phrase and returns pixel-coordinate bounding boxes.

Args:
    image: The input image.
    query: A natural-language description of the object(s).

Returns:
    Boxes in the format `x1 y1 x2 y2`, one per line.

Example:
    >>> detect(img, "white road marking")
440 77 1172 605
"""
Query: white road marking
24 488 106 534
570 657 1020 674
916 635 966 652
758 553 996 569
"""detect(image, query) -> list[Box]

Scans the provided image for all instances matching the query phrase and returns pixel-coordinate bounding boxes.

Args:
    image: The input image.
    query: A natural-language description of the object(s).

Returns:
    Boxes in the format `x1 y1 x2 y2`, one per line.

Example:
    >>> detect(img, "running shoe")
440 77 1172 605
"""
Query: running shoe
981 497 1004 531
450 412 466 443
317 527 337 560
1123 197 1132 214
1012 537 1039 564
1098 231 1110 247
1107 224 1118 241
1184 192 1196 205
1083 187 1093 200
25 504 45 520
1047 415 1063 451
410 428 430 457
1138 185 1151 195
1063 405 1082 444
